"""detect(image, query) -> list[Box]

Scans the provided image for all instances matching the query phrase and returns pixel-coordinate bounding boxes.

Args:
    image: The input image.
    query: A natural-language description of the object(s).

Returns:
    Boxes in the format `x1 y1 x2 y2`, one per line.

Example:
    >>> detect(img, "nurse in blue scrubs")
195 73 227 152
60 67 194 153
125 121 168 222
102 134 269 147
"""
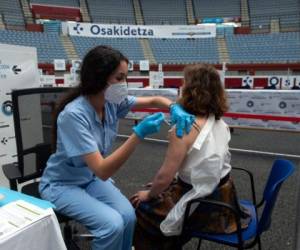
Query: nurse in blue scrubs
39 45 194 250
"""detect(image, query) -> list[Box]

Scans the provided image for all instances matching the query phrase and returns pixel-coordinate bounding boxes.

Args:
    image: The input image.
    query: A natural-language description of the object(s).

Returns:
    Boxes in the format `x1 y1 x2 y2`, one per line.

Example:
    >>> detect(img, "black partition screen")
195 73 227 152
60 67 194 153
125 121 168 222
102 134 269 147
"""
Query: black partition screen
12 87 71 176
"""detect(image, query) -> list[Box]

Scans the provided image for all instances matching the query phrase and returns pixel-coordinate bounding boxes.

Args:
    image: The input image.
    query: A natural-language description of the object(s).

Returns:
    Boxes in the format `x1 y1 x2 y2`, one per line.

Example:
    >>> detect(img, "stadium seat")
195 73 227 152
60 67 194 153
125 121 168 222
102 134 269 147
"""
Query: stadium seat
71 36 145 63
0 0 25 27
248 0 300 30
149 38 219 64
226 32 300 63
140 0 187 25
193 0 240 21
30 0 79 7
87 0 135 24
0 30 68 63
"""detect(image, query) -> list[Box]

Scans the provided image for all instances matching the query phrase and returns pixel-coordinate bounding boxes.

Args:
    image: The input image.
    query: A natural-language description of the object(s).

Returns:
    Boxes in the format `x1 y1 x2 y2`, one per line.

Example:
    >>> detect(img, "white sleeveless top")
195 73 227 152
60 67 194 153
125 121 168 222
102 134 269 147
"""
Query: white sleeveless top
160 115 232 236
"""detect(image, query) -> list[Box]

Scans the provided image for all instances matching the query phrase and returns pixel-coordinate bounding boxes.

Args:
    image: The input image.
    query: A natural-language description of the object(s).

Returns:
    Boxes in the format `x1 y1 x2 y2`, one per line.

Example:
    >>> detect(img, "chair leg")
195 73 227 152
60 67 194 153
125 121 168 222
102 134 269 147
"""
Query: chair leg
196 239 202 250
64 223 80 250
258 236 262 250
66 240 80 250
237 241 244 250
176 237 184 250
64 223 72 242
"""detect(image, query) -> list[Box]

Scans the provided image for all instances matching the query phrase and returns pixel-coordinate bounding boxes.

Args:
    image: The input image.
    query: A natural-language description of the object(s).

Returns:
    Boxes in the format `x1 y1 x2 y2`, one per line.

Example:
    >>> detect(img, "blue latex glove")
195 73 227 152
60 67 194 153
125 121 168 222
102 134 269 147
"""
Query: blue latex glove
133 112 165 139
170 103 195 138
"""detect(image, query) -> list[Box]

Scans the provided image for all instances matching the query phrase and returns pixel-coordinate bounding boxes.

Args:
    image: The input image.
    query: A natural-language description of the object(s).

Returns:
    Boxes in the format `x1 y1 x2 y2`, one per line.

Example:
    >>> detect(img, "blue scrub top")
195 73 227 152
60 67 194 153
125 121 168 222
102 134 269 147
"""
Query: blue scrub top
40 95 136 187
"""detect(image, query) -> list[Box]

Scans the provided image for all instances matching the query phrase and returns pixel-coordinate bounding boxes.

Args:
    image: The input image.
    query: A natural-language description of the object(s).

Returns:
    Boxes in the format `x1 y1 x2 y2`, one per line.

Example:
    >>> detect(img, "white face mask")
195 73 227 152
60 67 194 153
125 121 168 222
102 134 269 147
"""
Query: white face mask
104 82 128 104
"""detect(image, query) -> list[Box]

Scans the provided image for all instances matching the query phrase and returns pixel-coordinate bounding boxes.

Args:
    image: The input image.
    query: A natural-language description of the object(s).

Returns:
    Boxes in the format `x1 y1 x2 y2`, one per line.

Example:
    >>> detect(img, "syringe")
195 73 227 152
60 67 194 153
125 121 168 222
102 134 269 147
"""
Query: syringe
164 119 171 126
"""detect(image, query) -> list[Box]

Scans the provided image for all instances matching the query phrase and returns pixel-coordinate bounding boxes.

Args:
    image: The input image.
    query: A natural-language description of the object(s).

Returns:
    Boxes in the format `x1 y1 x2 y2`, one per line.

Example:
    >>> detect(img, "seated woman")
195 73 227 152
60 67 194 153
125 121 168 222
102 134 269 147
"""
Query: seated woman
130 64 250 250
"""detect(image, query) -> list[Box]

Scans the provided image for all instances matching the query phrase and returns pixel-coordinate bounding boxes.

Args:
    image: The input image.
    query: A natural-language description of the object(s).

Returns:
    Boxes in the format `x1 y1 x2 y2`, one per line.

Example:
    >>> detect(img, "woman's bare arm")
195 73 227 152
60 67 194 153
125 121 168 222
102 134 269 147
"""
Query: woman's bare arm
148 129 190 198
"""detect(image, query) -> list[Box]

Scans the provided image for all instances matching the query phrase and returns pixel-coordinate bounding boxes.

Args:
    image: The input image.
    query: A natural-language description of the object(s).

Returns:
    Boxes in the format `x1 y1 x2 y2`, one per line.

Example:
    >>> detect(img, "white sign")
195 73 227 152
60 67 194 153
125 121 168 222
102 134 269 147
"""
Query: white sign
54 59 66 71
40 75 56 86
68 22 216 39
139 60 149 71
149 71 164 88
0 43 40 186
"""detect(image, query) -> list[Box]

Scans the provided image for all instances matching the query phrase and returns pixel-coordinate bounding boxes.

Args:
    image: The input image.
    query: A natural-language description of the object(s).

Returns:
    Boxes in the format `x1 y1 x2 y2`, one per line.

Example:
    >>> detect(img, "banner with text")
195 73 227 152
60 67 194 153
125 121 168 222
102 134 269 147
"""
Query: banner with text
127 88 300 132
68 22 216 39
0 43 40 186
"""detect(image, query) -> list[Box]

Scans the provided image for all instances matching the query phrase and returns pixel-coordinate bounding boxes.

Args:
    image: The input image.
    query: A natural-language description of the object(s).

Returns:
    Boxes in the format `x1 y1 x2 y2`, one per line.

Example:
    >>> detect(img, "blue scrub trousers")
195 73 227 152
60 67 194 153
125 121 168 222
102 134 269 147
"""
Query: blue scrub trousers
40 178 136 250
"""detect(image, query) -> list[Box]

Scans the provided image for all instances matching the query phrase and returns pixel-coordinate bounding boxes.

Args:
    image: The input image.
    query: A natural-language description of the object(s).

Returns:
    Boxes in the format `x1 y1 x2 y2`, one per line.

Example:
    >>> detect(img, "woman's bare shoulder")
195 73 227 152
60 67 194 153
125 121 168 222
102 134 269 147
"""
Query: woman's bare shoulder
168 117 206 148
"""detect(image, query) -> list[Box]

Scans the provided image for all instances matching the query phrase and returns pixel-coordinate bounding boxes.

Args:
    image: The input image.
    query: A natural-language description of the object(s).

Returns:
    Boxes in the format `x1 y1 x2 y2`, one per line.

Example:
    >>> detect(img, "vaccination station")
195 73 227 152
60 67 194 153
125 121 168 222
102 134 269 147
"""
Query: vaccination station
0 0 300 250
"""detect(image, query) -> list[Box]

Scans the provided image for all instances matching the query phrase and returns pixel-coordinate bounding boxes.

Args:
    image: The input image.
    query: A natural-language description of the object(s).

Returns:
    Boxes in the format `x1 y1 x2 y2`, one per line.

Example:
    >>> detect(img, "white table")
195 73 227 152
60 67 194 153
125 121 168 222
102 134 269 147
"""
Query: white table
0 187 66 250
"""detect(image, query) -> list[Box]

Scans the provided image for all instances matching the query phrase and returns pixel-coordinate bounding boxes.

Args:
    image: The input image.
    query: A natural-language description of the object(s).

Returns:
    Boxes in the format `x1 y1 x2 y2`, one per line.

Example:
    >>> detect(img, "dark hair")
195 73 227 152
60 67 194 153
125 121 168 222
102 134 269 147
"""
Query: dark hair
178 64 228 120
52 45 128 151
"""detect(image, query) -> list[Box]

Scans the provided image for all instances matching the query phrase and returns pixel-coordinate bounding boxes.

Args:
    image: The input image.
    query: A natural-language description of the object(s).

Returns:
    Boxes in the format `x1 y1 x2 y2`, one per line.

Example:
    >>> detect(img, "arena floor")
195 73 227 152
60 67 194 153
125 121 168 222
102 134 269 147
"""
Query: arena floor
105 119 300 250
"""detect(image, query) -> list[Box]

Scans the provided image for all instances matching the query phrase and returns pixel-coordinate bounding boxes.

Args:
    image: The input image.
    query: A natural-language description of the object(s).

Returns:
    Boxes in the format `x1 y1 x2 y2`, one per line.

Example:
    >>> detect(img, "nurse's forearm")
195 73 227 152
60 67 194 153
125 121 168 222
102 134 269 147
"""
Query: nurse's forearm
134 96 173 110
96 134 140 180
152 96 173 109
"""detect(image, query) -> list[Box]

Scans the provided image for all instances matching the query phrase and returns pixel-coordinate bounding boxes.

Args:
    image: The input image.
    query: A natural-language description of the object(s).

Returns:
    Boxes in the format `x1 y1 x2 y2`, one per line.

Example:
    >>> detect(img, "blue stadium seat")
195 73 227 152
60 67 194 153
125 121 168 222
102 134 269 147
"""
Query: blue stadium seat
87 0 135 24
193 0 240 21
149 38 219 64
140 0 187 25
0 0 25 27
226 32 300 63
71 36 144 63
248 0 300 30
30 0 79 7
0 30 68 63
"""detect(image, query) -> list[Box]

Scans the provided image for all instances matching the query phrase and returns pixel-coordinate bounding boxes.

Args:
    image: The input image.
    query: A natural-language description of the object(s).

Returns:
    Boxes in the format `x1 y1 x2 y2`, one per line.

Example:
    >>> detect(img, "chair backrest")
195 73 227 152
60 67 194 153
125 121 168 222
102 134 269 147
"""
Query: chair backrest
258 159 295 234
11 87 71 183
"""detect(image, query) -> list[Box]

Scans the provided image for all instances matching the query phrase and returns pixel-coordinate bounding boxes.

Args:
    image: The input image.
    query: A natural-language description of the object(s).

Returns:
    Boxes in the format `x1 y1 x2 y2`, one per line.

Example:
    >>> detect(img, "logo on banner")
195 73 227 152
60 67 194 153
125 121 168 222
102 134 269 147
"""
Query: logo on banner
1 101 13 116
242 76 253 89
73 23 84 34
279 101 287 109
1 137 8 145
283 79 291 88
268 76 280 89
246 100 254 108
281 77 293 90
